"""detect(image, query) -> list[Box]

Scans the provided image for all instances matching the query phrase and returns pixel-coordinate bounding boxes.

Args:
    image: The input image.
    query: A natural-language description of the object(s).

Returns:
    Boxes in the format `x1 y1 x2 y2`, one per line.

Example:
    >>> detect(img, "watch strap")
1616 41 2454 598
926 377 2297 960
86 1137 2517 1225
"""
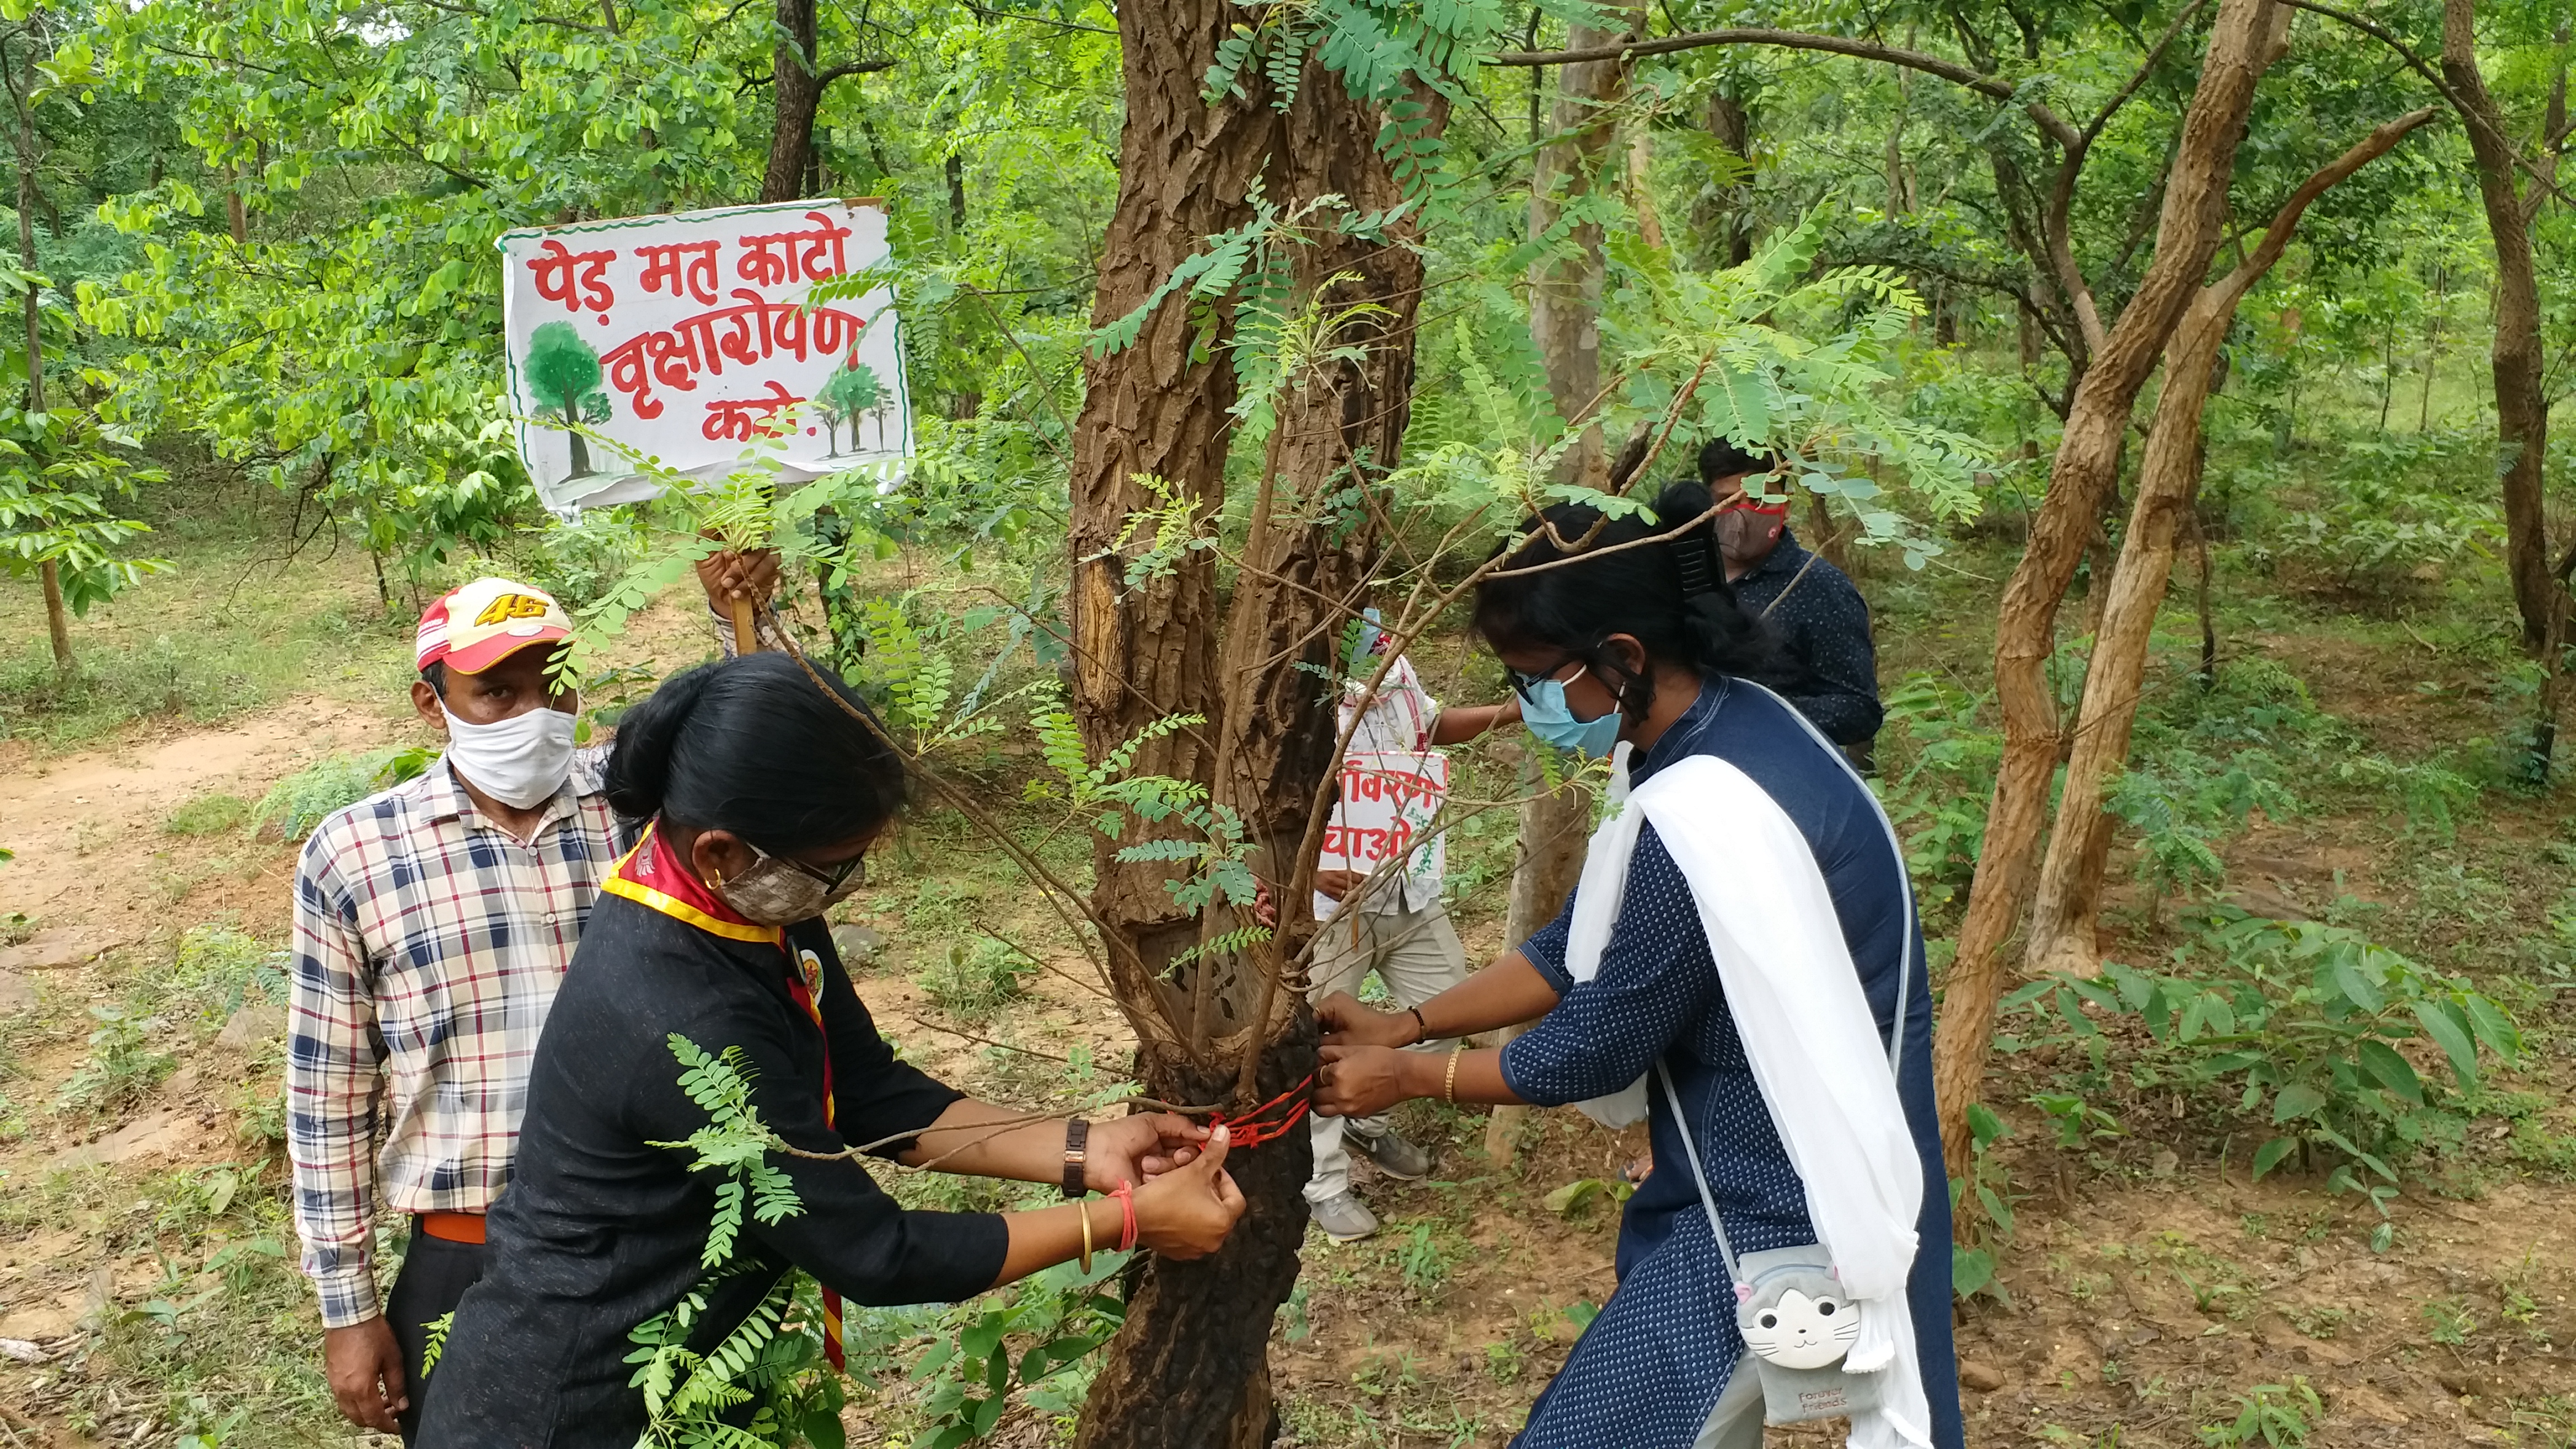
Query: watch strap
1061 1118 1090 1199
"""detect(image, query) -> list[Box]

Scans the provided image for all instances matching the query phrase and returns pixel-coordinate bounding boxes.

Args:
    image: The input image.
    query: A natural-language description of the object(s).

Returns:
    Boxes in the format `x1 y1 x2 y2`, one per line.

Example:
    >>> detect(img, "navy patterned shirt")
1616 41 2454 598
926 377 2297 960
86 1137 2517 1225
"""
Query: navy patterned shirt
1730 529 1883 746
1497 680 1961 1449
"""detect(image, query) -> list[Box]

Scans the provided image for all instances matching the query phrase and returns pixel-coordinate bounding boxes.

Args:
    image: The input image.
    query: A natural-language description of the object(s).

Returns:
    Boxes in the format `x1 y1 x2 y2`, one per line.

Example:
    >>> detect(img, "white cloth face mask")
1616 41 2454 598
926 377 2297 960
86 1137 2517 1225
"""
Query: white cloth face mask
441 703 577 809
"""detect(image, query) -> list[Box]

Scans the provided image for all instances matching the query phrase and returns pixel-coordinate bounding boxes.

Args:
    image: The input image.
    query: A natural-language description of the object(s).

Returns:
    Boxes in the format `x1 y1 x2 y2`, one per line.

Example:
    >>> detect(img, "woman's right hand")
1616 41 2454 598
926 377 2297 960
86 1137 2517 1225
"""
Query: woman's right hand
1316 990 1416 1048
1129 1124 1246 1260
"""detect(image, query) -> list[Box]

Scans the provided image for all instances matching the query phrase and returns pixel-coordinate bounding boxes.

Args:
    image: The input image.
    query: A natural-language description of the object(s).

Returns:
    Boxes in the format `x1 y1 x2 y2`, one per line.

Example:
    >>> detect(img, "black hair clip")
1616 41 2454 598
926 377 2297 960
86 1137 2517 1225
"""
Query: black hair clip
1669 536 1720 599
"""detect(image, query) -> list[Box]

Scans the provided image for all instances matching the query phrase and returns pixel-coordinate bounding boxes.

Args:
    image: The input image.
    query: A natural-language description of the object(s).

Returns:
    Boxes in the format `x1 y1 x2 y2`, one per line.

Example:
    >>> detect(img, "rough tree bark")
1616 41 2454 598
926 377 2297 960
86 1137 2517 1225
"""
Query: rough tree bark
2020 107 2438 981
756 0 889 204
1702 93 1756 267
1487 10 1637 1168
2441 0 2551 652
759 0 822 204
1066 7 1439 1445
1929 0 2289 1177
1062 0 1273 1440
1527 2 1639 491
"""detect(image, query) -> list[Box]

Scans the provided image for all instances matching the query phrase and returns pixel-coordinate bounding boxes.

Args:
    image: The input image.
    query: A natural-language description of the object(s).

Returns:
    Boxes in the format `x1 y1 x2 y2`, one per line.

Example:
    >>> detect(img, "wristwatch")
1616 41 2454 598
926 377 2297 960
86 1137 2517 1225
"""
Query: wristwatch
1061 1119 1090 1199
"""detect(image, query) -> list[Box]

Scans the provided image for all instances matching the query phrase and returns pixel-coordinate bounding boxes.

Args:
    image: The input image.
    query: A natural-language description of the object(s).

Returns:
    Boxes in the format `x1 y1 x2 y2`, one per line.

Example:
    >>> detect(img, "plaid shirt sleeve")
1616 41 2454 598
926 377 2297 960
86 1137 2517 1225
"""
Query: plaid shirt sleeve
286 823 389 1328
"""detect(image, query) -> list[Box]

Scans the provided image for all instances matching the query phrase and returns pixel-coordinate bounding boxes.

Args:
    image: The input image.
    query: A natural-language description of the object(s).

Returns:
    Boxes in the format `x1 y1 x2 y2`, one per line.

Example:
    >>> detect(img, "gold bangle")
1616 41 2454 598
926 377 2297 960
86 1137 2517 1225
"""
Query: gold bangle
1078 1200 1095 1274
1443 1044 1464 1105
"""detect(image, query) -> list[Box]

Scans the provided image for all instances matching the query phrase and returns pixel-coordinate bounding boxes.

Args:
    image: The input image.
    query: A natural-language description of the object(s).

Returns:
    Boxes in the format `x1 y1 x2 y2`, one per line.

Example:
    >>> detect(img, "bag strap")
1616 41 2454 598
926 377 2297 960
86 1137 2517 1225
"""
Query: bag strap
1655 1058 1744 1288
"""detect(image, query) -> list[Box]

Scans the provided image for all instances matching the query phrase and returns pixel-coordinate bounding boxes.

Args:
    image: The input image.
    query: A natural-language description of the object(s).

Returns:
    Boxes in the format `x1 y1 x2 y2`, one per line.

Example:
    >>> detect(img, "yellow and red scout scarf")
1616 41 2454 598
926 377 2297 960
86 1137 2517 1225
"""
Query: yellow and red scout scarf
604 823 851 1370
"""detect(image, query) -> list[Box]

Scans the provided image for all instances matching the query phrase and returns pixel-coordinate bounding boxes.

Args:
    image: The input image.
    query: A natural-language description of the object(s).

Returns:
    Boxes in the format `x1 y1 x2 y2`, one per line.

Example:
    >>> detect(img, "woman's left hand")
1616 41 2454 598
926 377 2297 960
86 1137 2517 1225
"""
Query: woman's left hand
1085 1112 1209 1190
1314 1044 1415 1119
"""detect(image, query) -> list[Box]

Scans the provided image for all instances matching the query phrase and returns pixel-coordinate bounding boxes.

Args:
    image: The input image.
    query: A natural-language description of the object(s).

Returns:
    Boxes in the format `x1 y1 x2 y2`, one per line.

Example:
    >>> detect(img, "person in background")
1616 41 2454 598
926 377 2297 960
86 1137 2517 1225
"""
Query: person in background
1303 619 1518 1242
1697 439 1884 757
419 654 1243 1447
288 563 767 1441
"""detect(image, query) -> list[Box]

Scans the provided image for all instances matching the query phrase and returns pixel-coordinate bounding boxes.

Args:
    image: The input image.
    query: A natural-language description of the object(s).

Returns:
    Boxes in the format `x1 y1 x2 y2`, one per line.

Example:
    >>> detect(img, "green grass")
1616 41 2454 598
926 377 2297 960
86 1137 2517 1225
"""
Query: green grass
162 791 253 837
0 488 426 749
251 747 435 841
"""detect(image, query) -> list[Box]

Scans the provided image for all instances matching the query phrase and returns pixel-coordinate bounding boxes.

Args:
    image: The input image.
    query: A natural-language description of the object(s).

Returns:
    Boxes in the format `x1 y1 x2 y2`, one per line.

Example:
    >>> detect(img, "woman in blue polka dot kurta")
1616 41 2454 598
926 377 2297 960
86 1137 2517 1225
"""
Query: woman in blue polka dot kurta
1314 484 1963 1449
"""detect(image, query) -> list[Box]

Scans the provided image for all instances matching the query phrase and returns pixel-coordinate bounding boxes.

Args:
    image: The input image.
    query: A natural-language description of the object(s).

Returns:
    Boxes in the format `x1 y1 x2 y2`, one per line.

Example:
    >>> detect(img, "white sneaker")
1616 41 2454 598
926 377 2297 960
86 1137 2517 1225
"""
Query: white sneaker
1309 1190 1380 1242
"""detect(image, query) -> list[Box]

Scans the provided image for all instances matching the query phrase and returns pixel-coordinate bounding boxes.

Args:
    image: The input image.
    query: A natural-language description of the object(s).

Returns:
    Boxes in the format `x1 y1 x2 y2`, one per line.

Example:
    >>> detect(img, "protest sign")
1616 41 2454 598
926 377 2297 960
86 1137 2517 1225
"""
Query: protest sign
1313 751 1449 920
499 198 912 513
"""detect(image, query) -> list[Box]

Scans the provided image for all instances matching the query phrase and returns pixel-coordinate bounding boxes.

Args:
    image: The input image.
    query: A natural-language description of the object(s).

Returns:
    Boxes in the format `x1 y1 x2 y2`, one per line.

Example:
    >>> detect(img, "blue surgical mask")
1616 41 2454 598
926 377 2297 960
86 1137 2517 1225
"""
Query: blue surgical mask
1518 667 1623 759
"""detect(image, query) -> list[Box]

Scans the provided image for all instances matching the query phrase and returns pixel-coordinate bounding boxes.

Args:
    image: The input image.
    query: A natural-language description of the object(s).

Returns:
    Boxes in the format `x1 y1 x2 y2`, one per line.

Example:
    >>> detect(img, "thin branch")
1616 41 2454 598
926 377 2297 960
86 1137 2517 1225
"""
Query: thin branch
2284 0 2575 209
413 0 612 34
2211 106 2441 305
905 1014 1071 1063
815 57 899 84
2081 0 2212 147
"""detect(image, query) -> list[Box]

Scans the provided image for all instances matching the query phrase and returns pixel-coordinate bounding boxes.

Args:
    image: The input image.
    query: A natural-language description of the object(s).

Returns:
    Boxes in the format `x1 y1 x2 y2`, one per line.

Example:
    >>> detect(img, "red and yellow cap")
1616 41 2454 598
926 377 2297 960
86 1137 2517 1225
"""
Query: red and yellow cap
416 577 574 675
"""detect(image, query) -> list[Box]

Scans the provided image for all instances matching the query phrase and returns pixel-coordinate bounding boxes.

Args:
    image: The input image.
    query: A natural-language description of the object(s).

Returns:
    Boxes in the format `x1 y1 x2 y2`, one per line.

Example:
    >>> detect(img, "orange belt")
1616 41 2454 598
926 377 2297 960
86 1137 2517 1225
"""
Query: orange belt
416 1211 488 1245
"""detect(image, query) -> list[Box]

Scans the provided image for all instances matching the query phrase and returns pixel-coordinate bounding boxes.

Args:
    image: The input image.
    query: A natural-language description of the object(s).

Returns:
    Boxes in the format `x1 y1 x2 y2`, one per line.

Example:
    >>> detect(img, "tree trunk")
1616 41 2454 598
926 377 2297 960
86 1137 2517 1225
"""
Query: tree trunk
759 0 822 204
1930 0 2287 1178
39 561 70 671
11 59 66 675
2020 107 2438 981
1627 128 1665 249
1702 94 1755 267
2441 0 2550 652
1064 3 1441 1443
1527 2 1640 489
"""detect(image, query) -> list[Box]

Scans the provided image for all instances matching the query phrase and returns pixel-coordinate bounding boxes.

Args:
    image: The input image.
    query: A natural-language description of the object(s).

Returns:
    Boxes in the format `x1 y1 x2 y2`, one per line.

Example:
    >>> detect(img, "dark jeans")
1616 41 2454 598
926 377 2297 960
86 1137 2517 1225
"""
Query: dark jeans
386 1232 487 1443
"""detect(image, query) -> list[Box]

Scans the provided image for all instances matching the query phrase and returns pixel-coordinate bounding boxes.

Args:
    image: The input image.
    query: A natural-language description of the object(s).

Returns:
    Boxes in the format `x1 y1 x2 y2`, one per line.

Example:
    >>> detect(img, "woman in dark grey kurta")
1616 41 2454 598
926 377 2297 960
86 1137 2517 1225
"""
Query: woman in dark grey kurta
1312 484 1962 1449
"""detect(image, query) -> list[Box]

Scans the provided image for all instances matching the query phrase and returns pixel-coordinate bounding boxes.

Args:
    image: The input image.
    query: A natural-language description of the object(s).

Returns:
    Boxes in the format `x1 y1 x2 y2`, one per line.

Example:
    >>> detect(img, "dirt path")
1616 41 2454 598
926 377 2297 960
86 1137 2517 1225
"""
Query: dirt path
0 699 395 969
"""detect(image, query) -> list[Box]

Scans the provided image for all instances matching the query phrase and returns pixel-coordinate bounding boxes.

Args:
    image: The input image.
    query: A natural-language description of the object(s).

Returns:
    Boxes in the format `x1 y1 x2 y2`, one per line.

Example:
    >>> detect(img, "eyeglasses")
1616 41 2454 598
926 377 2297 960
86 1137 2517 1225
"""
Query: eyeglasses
751 842 868 892
1507 660 1588 702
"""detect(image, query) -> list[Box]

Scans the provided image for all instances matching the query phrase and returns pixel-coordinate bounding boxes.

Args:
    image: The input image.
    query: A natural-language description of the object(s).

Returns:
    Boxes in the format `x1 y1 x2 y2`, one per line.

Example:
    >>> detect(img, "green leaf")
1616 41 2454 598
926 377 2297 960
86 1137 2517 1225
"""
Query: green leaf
2251 1136 2300 1180
2331 956 2384 1012
2354 1039 2423 1105
2460 994 2520 1062
2271 1083 2328 1123
2410 999 2481 1088
1951 1245 1995 1299
1963 1102 2010 1149
1543 1178 1607 1215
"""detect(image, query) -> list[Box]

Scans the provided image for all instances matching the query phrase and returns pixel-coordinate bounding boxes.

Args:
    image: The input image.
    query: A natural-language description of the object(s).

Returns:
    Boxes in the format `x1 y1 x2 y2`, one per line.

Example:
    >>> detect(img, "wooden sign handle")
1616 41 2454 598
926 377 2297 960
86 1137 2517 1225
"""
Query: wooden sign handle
731 595 759 655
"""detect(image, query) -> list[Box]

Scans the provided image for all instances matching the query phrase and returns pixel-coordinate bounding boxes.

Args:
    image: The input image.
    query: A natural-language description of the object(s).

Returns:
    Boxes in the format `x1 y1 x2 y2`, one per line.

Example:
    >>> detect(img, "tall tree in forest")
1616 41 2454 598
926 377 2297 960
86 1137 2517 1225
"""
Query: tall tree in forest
1929 0 2293 1173
0 15 160 673
2440 0 2559 654
757 0 892 203
2019 105 2441 979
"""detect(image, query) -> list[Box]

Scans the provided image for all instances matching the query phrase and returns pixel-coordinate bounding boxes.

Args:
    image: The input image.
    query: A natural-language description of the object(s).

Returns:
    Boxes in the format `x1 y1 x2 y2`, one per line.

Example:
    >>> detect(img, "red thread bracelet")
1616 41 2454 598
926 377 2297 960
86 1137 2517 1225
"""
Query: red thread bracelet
1111 1181 1138 1252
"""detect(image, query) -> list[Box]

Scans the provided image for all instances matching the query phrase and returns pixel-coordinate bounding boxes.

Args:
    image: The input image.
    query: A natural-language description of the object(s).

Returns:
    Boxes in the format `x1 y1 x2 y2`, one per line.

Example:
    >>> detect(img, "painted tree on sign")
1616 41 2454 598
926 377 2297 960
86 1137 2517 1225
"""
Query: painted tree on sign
816 357 882 456
522 321 613 479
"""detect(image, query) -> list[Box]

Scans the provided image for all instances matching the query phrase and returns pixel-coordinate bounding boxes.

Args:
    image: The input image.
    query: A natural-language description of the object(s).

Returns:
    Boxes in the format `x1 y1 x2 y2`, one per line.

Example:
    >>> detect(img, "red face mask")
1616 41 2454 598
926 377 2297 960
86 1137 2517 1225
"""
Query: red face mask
1716 492 1789 566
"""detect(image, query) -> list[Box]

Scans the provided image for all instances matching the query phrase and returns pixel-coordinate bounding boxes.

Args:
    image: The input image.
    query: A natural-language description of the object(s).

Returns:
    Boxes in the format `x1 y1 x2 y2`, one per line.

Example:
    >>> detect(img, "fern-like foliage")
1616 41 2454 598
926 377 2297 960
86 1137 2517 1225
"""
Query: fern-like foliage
629 1036 830 1449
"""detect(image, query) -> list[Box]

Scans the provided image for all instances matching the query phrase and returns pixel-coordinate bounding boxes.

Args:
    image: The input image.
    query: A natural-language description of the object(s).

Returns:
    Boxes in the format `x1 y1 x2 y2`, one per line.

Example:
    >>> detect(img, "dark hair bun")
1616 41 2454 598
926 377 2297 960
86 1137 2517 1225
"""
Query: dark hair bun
604 653 907 849
1471 484 1808 698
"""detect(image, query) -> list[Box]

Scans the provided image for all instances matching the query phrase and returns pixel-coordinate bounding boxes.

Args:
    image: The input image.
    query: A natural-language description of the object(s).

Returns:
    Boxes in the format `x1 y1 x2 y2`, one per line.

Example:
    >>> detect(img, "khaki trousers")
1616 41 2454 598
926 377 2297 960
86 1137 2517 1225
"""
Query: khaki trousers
1303 899 1468 1202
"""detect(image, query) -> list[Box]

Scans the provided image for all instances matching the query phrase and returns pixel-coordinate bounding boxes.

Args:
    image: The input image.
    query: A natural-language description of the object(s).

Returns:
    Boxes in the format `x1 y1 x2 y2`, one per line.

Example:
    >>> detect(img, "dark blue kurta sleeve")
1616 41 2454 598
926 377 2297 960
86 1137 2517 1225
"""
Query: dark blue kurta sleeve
1516 889 1578 994
1499 825 1718 1106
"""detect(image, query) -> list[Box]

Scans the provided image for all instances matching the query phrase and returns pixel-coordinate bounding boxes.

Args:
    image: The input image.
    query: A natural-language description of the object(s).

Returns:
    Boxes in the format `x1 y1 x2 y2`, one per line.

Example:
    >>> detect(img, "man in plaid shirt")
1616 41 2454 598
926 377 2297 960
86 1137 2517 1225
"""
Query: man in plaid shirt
290 557 774 1439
